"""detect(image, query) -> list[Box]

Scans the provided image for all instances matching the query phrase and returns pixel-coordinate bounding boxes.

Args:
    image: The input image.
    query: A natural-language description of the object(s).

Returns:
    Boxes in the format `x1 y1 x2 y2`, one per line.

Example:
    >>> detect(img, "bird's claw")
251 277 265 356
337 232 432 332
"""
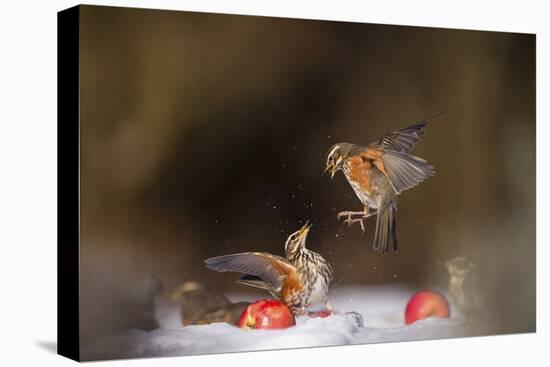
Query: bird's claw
337 210 364 220
337 211 367 233
344 218 365 232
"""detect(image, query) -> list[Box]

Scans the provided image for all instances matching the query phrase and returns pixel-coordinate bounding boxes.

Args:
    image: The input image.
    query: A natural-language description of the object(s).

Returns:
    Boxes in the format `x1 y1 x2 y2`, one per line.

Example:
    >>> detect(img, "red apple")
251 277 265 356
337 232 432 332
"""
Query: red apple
237 299 296 330
405 290 450 325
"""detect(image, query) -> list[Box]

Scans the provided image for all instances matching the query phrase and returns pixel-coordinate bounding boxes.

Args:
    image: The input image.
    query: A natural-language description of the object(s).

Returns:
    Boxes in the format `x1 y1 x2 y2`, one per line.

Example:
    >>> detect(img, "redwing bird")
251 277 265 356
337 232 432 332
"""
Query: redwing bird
445 256 475 311
204 223 333 314
445 256 485 321
325 112 443 253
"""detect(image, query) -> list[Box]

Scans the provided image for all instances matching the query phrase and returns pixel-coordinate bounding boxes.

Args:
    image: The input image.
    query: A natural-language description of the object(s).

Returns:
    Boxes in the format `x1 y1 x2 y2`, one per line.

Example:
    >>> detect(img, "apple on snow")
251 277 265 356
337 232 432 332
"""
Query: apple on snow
237 299 296 329
405 290 450 325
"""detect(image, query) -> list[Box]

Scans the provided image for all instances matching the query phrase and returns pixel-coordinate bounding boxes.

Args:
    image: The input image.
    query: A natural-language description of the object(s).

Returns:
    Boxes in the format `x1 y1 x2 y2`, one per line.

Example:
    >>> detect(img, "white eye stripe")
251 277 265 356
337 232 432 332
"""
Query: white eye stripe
327 145 340 159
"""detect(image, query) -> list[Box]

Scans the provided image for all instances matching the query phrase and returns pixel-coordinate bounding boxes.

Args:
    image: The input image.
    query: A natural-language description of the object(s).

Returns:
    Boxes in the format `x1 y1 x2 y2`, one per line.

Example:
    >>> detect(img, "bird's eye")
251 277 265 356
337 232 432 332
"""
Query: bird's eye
290 234 296 241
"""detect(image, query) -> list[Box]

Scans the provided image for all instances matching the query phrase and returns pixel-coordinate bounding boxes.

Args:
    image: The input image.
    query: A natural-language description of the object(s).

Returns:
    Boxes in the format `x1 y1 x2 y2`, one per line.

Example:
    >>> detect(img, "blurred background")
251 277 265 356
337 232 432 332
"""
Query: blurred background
78 5 535 345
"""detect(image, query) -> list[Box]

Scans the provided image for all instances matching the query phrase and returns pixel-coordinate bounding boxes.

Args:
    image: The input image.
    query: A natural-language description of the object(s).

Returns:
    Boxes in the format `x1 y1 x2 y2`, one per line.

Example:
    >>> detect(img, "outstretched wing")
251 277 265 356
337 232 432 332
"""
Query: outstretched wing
370 120 428 153
381 150 435 194
360 148 435 194
204 252 296 293
369 111 445 153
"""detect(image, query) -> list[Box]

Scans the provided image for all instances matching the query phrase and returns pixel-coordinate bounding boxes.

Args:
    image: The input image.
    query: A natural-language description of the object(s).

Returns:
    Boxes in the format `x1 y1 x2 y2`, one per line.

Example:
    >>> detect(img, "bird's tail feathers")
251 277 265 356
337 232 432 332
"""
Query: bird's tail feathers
373 203 397 254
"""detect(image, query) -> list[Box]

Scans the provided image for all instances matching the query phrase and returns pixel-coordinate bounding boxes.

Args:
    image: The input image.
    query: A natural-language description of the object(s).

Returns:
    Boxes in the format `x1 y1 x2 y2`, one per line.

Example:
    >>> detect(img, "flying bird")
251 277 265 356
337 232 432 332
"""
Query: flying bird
325 112 444 253
204 222 333 314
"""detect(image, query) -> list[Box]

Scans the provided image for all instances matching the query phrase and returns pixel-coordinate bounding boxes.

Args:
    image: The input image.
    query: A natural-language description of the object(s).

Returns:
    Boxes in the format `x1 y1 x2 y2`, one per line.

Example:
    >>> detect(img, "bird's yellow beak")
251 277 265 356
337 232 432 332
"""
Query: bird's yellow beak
323 164 337 180
298 221 312 239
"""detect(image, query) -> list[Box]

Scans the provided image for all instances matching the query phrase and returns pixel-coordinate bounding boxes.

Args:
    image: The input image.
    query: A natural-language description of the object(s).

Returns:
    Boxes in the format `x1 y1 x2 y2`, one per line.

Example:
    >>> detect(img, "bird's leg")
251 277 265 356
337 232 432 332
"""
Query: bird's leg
362 207 377 219
337 210 365 220
338 211 365 232
337 208 376 232
345 217 366 232
337 211 365 230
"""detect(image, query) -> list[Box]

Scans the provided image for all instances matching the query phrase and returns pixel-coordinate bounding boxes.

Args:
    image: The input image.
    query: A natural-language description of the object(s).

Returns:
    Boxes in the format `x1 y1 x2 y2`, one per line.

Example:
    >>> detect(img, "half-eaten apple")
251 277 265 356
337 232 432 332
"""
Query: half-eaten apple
405 290 450 325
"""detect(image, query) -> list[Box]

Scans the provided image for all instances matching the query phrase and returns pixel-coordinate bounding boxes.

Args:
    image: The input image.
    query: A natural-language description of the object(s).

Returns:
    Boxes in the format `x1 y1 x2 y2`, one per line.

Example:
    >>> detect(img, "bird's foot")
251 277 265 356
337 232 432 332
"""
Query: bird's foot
337 211 367 232
345 217 365 232
337 210 365 220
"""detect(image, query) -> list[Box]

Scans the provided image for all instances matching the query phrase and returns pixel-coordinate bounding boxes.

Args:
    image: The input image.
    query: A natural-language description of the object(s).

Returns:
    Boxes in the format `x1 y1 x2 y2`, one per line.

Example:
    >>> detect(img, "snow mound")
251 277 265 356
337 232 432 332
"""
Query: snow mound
82 285 475 361
82 314 359 360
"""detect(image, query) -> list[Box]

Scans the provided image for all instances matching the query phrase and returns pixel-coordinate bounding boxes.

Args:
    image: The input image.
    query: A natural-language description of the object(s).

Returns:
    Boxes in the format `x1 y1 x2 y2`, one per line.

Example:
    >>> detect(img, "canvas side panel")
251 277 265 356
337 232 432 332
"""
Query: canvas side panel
57 5 80 362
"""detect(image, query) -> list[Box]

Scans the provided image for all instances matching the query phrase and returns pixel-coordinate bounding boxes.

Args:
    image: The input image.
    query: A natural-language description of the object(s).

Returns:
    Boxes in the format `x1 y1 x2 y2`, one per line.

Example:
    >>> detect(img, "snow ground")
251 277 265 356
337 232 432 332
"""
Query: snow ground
81 285 478 361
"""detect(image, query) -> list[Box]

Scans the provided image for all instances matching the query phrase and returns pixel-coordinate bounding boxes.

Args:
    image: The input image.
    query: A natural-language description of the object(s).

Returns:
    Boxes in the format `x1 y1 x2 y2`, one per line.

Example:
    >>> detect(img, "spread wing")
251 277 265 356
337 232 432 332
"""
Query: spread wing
370 120 428 153
360 148 435 194
369 111 445 153
380 150 435 193
204 252 296 292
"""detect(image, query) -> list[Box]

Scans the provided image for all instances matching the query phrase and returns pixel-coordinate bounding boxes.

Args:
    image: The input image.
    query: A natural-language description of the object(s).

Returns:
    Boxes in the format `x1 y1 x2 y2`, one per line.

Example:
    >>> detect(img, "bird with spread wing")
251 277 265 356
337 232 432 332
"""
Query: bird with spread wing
204 223 333 314
325 112 444 253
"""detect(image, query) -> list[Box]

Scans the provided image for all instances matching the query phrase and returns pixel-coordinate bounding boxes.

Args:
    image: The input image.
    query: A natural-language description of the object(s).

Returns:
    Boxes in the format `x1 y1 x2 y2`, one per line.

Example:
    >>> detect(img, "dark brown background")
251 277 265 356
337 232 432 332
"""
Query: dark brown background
78 5 535 344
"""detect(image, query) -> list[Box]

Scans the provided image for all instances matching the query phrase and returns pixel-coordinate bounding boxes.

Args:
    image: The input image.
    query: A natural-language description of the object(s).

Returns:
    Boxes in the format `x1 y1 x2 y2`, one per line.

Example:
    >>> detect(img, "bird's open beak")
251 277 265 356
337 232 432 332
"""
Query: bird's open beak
298 221 312 240
323 164 336 180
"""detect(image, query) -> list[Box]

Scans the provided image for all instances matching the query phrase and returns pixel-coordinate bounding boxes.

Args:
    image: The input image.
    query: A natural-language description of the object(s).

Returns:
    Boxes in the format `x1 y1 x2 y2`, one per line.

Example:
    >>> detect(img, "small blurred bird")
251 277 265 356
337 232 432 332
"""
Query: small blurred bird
154 280 232 327
195 302 251 325
325 112 444 253
204 222 333 314
445 257 474 310
445 256 484 321
164 281 230 325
